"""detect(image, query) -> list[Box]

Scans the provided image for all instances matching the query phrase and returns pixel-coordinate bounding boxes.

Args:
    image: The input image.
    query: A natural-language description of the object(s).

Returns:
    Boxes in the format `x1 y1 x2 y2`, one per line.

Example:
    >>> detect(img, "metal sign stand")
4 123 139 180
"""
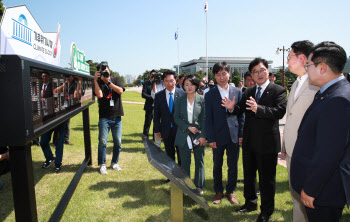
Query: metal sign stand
171 182 184 222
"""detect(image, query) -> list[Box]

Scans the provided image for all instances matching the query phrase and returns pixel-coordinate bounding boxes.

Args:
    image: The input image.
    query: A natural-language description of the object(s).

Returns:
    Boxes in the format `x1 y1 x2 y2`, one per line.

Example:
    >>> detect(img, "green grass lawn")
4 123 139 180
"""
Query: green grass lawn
122 90 145 103
0 91 349 221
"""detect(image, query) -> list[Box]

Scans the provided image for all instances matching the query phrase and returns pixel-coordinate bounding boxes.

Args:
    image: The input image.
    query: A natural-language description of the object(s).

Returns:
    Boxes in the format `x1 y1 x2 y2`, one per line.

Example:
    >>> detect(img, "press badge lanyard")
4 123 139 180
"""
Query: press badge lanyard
105 83 114 106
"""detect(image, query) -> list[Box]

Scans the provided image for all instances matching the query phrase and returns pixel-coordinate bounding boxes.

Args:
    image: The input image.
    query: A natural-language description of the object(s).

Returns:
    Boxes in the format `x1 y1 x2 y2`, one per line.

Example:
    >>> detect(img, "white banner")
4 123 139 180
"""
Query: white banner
0 5 61 66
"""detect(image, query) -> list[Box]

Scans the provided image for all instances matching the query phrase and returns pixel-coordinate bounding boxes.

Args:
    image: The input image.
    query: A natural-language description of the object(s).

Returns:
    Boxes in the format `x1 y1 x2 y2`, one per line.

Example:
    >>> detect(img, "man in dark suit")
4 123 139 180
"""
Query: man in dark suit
142 70 155 138
223 58 287 222
176 74 185 90
205 62 244 205
154 70 185 169
242 71 255 93
291 41 350 222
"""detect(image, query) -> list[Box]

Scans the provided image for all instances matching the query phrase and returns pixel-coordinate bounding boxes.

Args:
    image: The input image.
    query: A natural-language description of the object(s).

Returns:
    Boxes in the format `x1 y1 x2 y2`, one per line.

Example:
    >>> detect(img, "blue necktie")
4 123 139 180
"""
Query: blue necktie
169 92 173 127
256 87 262 103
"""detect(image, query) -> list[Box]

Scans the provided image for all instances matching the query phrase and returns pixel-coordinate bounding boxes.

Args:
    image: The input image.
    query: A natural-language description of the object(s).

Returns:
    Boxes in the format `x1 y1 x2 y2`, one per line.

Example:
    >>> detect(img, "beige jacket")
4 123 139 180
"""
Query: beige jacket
282 77 319 157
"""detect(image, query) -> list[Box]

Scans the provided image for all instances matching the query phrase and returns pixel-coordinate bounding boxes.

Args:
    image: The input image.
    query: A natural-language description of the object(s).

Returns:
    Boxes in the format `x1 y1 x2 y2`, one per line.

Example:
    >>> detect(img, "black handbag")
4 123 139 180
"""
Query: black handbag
189 130 201 148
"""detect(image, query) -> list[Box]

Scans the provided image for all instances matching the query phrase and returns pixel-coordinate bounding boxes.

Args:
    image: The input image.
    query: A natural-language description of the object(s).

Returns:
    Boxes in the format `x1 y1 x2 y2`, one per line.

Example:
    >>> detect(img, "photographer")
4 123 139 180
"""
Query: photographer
94 62 125 175
150 72 165 147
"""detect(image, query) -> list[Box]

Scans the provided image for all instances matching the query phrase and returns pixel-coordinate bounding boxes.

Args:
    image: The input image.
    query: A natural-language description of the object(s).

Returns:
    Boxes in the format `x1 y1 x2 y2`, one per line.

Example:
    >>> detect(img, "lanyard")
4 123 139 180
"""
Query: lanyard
105 83 112 99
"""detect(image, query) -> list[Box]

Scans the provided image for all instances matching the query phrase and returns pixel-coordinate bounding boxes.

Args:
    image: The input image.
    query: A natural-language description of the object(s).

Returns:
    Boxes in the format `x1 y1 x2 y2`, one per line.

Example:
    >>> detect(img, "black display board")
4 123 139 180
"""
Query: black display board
0 55 94 147
0 55 95 222
142 136 209 210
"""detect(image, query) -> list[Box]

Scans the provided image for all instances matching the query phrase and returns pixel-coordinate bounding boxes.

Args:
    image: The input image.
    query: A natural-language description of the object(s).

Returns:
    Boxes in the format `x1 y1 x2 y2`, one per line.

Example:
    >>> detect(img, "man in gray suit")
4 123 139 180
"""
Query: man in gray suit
282 40 319 221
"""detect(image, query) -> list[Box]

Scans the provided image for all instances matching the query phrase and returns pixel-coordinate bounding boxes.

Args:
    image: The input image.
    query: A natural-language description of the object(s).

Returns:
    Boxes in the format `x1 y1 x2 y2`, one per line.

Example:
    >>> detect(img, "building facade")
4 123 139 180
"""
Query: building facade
344 56 350 73
174 57 273 80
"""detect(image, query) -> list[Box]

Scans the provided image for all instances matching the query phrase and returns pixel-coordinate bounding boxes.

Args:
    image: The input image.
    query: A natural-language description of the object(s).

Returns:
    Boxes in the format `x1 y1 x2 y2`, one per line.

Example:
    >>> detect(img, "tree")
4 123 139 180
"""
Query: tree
0 0 4 21
274 68 296 88
86 60 98 76
120 76 126 85
231 75 241 86
231 68 241 86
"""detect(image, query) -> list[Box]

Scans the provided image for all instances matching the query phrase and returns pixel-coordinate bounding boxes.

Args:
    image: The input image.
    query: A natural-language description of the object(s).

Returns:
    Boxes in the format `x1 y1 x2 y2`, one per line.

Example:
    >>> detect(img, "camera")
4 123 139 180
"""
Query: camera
153 73 163 84
99 61 109 78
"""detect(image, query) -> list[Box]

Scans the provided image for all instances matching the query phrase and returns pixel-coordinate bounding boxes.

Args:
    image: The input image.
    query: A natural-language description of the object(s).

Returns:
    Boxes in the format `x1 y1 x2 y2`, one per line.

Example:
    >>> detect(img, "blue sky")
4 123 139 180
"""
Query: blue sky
3 0 350 77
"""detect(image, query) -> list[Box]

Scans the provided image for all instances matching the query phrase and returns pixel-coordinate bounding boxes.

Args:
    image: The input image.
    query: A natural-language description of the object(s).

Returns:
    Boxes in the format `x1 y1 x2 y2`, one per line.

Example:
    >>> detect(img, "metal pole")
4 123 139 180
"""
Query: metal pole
10 144 38 222
206 11 208 81
83 108 92 165
177 28 180 76
170 181 183 222
282 46 285 87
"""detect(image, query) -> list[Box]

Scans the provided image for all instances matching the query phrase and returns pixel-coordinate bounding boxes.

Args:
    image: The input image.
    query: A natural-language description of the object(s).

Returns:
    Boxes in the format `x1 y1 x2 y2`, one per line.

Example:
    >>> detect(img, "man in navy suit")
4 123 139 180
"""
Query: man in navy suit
291 41 350 222
222 58 287 222
205 62 244 205
154 70 185 169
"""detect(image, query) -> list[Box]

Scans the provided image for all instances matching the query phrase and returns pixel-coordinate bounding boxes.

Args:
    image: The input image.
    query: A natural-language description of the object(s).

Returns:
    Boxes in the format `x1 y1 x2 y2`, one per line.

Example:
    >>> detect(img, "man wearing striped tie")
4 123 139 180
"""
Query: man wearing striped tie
222 58 287 222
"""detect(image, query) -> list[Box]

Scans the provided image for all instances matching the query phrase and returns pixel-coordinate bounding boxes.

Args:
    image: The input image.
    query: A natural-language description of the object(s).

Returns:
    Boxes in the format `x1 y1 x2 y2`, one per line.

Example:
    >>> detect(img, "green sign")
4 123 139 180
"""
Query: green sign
70 43 90 74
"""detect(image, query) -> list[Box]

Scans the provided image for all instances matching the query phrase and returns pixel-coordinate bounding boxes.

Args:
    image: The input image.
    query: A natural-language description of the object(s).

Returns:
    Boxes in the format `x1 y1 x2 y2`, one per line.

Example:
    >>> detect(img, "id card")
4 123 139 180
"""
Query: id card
110 99 114 106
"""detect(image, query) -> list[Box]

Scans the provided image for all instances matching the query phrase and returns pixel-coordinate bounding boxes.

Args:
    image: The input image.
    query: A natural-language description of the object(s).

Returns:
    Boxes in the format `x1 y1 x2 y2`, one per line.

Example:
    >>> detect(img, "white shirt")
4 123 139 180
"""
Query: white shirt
187 98 193 124
255 79 270 97
294 74 308 101
217 84 230 99
165 88 175 107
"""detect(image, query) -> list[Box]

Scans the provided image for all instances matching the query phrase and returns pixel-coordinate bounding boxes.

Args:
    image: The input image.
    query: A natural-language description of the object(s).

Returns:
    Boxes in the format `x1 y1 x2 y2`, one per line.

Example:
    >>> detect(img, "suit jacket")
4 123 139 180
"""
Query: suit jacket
205 85 244 147
153 88 186 139
173 93 206 147
291 78 350 208
232 82 287 154
42 81 53 98
282 78 319 157
142 80 154 111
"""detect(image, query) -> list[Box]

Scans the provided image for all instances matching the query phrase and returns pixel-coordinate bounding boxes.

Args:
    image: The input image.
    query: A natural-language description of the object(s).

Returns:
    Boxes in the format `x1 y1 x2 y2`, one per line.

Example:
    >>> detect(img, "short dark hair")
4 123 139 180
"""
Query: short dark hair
291 40 314 57
42 71 50 76
150 69 156 74
249 58 268 72
213 62 230 75
178 74 185 80
162 70 177 80
311 41 347 74
182 74 200 91
269 72 275 77
243 71 251 81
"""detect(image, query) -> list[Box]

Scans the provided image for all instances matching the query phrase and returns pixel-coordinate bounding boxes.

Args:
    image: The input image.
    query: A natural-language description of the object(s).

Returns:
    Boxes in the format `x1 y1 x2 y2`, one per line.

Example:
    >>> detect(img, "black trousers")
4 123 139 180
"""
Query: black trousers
305 204 343 222
143 108 153 137
163 127 181 166
243 149 277 215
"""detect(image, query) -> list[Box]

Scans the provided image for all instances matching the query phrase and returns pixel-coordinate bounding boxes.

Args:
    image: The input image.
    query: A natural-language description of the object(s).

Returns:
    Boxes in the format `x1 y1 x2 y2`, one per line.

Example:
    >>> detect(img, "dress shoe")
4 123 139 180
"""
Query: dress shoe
225 193 239 204
235 203 257 213
256 213 270 222
65 140 73 145
212 192 224 204
165 179 171 185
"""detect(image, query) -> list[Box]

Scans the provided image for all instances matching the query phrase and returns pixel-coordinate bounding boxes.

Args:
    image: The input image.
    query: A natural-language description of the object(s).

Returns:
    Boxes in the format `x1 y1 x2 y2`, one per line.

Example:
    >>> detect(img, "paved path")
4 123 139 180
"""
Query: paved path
124 85 287 167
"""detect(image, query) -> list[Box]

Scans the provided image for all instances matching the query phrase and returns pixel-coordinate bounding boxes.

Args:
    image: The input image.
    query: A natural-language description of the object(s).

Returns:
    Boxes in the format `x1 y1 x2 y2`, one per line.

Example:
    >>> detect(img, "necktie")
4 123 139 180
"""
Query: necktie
313 90 321 102
169 92 173 127
43 84 46 96
256 87 262 103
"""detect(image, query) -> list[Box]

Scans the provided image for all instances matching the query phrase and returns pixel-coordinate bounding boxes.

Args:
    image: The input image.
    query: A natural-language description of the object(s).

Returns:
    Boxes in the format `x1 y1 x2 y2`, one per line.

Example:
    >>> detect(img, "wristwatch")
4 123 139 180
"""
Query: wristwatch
107 81 111 86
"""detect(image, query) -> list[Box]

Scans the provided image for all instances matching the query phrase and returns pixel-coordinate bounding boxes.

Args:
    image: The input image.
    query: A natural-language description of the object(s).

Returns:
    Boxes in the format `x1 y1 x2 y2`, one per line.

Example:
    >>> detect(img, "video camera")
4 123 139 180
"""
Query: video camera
99 61 109 79
152 73 163 84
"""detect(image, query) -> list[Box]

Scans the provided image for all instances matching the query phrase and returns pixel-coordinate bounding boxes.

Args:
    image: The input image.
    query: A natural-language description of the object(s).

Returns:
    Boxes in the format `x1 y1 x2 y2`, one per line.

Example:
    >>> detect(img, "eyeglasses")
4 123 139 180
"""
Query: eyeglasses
304 62 321 71
252 68 267 76
287 54 299 61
